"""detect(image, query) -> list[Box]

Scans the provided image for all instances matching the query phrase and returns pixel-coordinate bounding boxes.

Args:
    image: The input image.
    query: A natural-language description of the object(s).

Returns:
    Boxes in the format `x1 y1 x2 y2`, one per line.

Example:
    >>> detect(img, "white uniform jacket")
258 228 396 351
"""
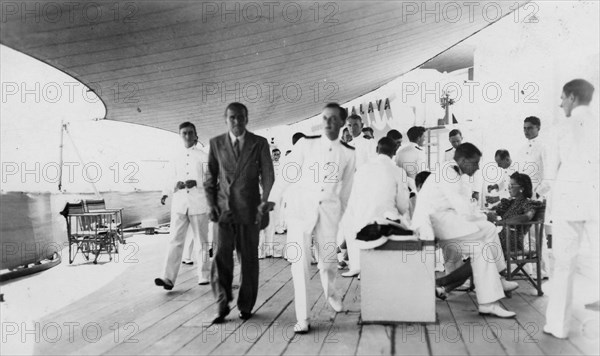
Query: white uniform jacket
162 143 210 215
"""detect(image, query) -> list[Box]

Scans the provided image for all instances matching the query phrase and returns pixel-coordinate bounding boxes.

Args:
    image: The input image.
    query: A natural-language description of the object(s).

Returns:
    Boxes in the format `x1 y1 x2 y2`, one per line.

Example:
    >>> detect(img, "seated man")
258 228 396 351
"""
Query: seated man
339 137 410 277
411 143 519 318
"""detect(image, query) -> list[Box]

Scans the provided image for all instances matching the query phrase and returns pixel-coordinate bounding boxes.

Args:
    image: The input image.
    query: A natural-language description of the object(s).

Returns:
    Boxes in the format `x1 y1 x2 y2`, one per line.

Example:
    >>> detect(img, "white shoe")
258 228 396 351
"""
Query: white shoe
198 277 210 285
478 302 516 318
294 320 310 334
328 296 343 312
455 280 472 291
341 270 360 278
500 278 519 293
543 325 568 339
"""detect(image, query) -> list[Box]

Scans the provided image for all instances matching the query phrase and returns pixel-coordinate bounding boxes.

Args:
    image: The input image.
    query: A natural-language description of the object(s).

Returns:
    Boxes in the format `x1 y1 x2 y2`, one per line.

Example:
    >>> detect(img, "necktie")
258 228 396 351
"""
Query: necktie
233 138 240 159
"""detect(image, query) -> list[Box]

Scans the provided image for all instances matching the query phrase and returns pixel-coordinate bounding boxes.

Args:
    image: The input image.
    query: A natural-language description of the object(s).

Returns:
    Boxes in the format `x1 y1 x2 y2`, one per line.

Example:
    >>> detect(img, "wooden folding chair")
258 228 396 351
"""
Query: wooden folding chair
498 204 546 296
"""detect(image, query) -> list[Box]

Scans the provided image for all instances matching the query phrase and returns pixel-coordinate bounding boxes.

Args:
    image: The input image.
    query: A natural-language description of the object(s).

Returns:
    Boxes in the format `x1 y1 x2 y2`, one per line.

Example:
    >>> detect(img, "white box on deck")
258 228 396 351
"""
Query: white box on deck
360 239 436 323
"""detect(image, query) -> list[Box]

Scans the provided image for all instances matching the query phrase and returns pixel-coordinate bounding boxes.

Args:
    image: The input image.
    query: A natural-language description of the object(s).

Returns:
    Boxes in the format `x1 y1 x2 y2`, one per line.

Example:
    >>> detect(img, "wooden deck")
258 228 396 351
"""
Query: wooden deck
4 234 598 355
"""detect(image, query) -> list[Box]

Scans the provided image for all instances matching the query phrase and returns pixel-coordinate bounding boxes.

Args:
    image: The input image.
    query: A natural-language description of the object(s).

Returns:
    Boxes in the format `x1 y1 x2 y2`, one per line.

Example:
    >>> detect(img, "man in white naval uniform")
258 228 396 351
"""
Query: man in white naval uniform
395 126 428 191
268 103 356 333
412 143 519 318
515 116 549 199
544 79 599 339
339 137 410 277
155 122 211 290
346 114 376 168
444 129 463 162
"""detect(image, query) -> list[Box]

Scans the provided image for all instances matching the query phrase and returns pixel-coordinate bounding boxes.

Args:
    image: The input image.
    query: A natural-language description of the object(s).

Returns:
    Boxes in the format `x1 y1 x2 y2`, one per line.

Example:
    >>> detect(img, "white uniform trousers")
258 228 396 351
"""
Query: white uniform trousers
545 219 599 336
287 204 340 322
259 208 283 257
439 220 506 304
163 212 210 284
183 221 216 261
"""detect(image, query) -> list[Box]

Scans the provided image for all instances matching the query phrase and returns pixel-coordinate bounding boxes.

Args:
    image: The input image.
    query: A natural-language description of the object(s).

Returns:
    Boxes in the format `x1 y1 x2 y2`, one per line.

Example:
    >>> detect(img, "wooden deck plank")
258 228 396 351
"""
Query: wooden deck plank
426 300 469 355
500 292 583 356
71 259 281 356
210 275 296 355
394 324 429 356
245 271 320 356
319 277 361 355
173 261 293 355
518 289 599 355
466 293 544 356
282 268 353 356
445 292 507 355
356 325 393 356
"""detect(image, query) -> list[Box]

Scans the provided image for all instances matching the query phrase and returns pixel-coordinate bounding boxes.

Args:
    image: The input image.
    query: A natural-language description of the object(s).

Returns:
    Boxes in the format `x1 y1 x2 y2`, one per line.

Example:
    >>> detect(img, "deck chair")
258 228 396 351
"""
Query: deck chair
60 200 124 264
83 199 125 244
498 203 546 296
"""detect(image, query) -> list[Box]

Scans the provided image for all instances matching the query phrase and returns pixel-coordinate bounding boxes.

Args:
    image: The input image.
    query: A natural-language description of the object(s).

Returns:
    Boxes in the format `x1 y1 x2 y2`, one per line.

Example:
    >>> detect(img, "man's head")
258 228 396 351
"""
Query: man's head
346 114 364 138
292 132 306 145
415 171 432 192
342 127 353 143
179 121 198 148
454 142 482 177
494 149 512 169
272 148 281 161
376 137 396 158
407 126 427 146
561 79 595 117
322 103 347 141
386 129 403 153
362 127 374 139
523 116 541 140
448 129 463 149
224 102 248 137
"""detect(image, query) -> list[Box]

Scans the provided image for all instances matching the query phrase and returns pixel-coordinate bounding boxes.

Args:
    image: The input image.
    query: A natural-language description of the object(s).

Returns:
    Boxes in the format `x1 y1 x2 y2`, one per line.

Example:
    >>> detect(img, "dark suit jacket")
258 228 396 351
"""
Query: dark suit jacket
204 131 275 225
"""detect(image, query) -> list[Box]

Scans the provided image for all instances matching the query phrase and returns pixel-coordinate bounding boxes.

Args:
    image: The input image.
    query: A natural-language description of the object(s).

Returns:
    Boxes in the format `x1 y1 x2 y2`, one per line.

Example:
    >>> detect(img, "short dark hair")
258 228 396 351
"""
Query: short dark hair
495 149 510 160
407 126 426 142
386 129 402 140
292 132 306 145
449 129 462 138
224 102 248 117
347 114 362 123
272 148 281 154
324 103 348 121
376 137 396 157
563 79 595 105
510 172 533 199
415 171 432 190
524 116 541 128
362 127 374 134
179 121 197 135
454 142 482 160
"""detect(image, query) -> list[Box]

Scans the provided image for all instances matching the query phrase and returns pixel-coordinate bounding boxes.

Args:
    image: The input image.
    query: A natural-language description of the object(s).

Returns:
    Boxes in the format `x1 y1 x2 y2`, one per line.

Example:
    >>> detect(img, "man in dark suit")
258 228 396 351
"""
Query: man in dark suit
204 102 275 323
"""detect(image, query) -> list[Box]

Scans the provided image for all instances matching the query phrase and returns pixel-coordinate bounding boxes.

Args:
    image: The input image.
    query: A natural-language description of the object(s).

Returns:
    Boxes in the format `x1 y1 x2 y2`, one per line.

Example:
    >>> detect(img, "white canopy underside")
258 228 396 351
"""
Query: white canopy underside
1 1 524 139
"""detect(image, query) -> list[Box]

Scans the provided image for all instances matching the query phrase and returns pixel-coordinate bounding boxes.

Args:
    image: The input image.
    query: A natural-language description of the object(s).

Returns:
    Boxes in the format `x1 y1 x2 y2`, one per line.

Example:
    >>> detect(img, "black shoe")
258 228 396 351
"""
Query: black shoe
154 278 174 291
212 306 230 324
239 311 252 320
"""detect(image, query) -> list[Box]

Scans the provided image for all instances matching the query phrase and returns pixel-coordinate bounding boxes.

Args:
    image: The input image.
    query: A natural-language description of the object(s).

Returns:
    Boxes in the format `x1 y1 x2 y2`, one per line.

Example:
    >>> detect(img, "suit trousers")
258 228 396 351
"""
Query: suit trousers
163 212 210 284
545 219 599 336
211 221 260 314
439 220 506 304
287 203 340 322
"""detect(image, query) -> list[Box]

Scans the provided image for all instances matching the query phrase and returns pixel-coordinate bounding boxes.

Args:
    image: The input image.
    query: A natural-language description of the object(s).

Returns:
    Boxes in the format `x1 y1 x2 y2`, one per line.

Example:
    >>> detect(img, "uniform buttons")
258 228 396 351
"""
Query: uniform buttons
329 148 332 152
321 188 325 192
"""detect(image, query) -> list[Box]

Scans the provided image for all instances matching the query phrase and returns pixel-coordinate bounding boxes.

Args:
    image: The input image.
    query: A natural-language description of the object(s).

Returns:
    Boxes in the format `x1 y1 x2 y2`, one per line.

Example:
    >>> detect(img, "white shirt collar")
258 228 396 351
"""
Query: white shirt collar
229 131 246 145
571 105 591 119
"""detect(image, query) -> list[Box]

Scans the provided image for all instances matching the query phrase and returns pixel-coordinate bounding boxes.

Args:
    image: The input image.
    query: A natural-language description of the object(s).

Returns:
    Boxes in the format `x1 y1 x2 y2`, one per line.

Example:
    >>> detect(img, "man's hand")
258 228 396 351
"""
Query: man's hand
486 211 499 223
209 206 221 222
174 181 186 192
161 195 168 205
255 202 275 224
